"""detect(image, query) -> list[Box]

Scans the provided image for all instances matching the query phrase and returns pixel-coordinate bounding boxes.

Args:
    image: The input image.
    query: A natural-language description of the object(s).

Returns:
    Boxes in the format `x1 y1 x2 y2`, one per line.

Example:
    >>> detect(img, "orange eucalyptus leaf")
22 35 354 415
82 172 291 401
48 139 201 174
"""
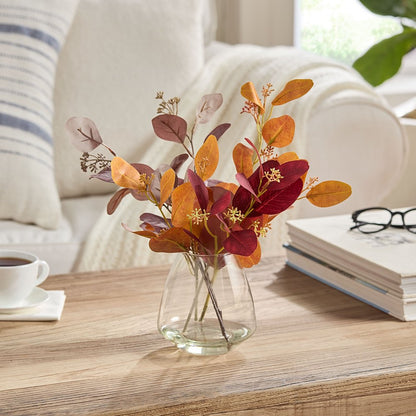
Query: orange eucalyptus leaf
233 143 254 177
277 151 299 164
235 240 261 268
171 182 199 228
272 79 313 106
149 227 194 253
306 181 352 207
241 82 265 114
111 156 145 190
159 168 176 207
262 115 295 148
195 134 219 180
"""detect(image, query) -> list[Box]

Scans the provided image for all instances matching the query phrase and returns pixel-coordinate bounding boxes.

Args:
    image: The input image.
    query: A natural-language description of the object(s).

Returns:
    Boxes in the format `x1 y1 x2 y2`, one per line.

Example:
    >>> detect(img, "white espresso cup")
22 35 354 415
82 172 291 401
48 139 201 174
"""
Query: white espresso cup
0 250 49 307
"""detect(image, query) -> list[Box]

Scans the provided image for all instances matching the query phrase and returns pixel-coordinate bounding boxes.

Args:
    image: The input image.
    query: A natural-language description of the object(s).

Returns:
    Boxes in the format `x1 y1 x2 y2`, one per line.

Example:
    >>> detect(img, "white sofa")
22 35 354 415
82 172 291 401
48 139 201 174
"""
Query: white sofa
0 0 410 275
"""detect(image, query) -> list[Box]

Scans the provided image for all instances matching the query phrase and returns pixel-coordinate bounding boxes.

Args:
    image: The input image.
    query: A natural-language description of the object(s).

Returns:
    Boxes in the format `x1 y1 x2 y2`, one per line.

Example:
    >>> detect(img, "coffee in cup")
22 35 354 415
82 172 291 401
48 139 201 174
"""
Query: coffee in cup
0 250 49 307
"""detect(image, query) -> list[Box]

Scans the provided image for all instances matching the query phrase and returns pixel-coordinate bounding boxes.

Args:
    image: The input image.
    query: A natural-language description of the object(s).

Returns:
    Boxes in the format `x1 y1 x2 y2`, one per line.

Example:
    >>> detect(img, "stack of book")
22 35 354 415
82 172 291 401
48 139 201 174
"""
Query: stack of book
284 212 416 321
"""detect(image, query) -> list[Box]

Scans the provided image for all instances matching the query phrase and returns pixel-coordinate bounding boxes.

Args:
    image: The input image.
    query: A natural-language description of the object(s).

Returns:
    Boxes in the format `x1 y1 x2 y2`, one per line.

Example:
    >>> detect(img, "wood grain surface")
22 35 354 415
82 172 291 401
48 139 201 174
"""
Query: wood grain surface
1 256 416 415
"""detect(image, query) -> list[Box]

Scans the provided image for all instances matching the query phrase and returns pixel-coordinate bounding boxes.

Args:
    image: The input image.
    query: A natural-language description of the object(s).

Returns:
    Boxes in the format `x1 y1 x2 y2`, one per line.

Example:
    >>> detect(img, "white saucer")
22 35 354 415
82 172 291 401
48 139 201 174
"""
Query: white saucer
0 288 49 314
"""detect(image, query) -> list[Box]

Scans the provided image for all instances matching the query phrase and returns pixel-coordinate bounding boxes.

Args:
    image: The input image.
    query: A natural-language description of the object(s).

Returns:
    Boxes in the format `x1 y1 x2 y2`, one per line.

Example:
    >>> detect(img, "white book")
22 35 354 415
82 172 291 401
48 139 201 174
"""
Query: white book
285 244 416 321
286 212 416 287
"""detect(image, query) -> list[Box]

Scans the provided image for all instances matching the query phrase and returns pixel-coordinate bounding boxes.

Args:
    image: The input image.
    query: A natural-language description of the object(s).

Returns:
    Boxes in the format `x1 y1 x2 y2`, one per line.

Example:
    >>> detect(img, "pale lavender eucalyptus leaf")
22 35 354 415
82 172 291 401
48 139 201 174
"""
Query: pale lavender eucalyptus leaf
89 167 114 183
66 117 103 152
139 213 169 232
196 93 223 124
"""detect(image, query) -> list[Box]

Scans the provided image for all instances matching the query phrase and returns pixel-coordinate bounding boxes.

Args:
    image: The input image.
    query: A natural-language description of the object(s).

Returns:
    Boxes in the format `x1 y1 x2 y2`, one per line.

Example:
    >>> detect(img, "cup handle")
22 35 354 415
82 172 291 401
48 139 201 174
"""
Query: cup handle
36 260 50 285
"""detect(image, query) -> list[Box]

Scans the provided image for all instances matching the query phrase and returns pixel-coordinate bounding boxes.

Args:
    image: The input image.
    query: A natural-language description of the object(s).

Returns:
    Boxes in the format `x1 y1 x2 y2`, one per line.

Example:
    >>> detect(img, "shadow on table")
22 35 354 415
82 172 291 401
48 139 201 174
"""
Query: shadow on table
264 262 396 322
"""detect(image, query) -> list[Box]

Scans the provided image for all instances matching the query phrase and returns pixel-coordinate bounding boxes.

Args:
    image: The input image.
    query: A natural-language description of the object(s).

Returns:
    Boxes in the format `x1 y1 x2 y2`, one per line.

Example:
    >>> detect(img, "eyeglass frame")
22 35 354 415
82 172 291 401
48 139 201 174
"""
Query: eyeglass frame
350 207 416 234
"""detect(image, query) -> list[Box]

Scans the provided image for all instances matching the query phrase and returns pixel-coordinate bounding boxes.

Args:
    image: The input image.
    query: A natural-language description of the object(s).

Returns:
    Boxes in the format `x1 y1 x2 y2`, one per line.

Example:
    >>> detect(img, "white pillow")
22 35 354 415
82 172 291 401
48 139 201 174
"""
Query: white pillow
53 0 206 198
0 0 79 229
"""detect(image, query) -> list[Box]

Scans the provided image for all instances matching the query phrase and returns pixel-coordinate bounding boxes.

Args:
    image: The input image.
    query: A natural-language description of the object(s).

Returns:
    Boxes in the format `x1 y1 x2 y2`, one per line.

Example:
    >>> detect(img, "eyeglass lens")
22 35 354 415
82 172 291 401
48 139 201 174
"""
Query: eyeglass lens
354 208 416 233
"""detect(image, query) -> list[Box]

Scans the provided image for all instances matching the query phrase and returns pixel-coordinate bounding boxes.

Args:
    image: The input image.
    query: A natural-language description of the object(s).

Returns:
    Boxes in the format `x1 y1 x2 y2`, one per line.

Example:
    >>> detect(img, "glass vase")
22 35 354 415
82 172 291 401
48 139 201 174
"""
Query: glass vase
158 252 256 356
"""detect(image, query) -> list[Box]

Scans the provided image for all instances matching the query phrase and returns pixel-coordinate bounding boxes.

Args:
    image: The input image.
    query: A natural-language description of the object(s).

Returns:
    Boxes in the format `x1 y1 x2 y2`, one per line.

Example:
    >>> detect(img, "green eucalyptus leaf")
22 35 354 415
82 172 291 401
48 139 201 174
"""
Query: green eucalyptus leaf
353 28 416 86
358 0 416 20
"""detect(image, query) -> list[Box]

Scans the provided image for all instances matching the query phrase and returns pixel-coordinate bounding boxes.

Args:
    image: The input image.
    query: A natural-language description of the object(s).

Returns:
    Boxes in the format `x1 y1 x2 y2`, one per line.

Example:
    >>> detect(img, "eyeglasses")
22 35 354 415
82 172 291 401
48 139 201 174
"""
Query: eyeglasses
350 207 416 234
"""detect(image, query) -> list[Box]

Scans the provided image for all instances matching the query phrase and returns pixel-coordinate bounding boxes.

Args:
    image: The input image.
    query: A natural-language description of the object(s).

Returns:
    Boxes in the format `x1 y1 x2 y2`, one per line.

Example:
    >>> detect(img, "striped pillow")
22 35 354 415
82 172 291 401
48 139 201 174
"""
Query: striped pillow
0 0 78 229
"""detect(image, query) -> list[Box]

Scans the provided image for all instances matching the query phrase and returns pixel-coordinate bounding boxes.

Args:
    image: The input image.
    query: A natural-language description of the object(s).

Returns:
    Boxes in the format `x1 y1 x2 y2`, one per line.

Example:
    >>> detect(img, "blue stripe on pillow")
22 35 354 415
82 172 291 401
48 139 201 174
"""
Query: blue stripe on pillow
0 64 53 88
0 113 52 144
0 4 71 26
0 135 52 157
0 23 60 52
0 52 54 74
0 100 51 125
0 88 52 114
0 148 52 169
0 39 55 63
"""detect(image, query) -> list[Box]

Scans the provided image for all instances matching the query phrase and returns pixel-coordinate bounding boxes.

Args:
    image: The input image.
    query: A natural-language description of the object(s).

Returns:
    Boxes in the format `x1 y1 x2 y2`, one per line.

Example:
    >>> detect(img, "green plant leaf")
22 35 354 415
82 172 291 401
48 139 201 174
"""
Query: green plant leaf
358 0 416 20
353 28 416 86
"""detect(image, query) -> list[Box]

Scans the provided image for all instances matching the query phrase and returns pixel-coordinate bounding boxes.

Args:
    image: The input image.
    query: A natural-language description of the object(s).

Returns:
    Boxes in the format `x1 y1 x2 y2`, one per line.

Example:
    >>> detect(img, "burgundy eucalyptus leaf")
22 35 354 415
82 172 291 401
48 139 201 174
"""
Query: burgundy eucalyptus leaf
199 215 227 253
170 153 189 172
210 189 232 215
196 93 223 124
187 169 209 211
152 114 187 143
89 167 114 183
204 123 231 142
139 213 169 232
223 229 257 256
235 173 261 203
66 117 103 152
254 178 303 215
266 159 309 191
107 188 131 215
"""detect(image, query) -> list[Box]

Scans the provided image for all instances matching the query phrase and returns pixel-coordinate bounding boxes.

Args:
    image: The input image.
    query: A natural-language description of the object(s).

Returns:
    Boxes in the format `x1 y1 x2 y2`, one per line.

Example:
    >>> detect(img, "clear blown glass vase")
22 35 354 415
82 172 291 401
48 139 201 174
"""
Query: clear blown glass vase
158 252 256 356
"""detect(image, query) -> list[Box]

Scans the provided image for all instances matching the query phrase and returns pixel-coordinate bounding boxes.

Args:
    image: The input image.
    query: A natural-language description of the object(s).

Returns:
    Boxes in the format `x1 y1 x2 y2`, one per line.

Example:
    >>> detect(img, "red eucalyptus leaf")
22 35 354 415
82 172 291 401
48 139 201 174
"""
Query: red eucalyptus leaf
223 229 257 256
152 114 187 143
204 123 231 142
266 159 309 191
66 116 103 152
198 215 228 254
254 178 303 215
107 188 130 215
235 173 261 203
210 189 232 215
187 169 209 211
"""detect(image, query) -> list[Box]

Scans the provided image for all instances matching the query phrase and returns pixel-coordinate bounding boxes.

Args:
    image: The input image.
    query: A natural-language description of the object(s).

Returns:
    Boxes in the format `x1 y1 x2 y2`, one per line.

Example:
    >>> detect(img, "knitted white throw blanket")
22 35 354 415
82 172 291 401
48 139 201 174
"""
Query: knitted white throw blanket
76 43 379 271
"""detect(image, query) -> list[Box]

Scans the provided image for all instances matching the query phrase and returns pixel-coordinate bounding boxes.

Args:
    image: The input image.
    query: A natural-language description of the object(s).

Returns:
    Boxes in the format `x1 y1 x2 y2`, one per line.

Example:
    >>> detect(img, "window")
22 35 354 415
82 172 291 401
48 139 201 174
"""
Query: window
298 0 402 64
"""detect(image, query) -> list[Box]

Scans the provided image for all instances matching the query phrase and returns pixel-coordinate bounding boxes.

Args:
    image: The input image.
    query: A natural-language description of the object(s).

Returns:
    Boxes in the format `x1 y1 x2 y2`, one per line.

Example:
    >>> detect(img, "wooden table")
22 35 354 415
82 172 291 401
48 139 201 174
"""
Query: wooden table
1 256 416 415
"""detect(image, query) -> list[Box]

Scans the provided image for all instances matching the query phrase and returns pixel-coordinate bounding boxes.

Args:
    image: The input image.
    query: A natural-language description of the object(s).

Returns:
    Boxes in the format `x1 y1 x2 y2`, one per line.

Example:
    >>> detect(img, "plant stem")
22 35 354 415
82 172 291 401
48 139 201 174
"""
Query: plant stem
195 257 230 344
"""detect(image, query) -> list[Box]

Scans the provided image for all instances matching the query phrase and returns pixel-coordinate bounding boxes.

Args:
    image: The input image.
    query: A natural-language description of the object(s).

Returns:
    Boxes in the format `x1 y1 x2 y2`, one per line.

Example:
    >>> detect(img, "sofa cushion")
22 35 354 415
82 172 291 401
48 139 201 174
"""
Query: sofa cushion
0 0 79 228
0 194 110 275
53 0 206 198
